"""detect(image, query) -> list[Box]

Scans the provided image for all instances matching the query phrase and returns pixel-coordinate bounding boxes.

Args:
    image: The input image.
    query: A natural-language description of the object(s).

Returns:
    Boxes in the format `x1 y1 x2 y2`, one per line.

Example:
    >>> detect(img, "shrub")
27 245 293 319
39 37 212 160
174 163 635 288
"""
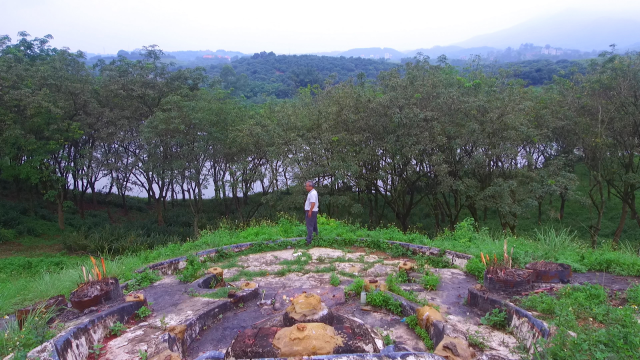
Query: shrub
330 273 340 286
0 304 58 358
518 292 556 315
480 308 508 329
627 284 640 308
420 271 440 291
465 257 485 283
177 255 207 283
0 228 17 243
109 321 127 336
366 291 403 315
127 270 162 291
135 306 152 319
344 278 365 295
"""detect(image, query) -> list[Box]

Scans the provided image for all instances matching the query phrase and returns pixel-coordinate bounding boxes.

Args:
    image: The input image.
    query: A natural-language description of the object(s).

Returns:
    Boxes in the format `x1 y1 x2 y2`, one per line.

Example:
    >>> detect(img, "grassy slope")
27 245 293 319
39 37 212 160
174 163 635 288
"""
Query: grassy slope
2 216 640 316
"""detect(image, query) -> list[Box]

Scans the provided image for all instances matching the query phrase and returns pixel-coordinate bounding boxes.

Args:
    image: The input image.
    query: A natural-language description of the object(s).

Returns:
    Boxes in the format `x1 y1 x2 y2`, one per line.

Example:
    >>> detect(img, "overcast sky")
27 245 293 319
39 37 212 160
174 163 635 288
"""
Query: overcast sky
1 0 639 55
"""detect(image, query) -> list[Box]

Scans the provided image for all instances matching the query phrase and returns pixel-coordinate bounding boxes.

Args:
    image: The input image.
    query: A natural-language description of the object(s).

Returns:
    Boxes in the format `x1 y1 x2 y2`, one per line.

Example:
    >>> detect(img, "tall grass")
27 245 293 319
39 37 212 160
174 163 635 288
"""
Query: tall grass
2 216 640 316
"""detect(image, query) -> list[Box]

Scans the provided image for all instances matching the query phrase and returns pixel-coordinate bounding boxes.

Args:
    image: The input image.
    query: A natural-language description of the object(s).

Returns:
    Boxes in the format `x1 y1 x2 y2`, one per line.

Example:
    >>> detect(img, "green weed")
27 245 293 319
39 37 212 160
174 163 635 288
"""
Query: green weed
135 306 152 319
467 330 488 350
464 257 485 283
127 270 162 291
200 287 232 299
625 284 640 308
226 270 268 282
138 349 148 360
88 343 104 359
480 308 508 330
405 315 434 350
519 283 640 360
0 304 58 358
382 332 394 346
420 271 440 291
330 273 340 286
177 255 207 283
109 321 127 336
366 291 403 315
344 278 365 295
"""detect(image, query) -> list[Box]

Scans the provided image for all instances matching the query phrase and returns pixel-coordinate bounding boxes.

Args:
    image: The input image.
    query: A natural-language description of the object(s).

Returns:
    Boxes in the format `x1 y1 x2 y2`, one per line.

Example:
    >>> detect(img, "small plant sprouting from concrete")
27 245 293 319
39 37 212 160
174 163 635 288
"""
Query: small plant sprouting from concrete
128 269 162 291
405 315 434 350
480 308 508 330
344 277 365 295
138 349 148 360
88 343 104 359
377 328 395 346
366 291 403 315
420 271 440 291
109 321 127 336
467 330 488 350
159 315 168 330
330 273 340 286
135 306 152 320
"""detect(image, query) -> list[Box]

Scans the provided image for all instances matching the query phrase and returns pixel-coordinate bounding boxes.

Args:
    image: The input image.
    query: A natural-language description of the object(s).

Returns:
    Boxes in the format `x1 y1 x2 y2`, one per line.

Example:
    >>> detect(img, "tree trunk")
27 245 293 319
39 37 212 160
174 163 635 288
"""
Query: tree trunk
121 193 128 216
193 213 199 238
91 183 97 206
590 209 603 248
79 193 86 219
57 196 65 230
467 203 479 225
612 202 628 247
156 198 165 226
537 200 542 225
559 194 566 220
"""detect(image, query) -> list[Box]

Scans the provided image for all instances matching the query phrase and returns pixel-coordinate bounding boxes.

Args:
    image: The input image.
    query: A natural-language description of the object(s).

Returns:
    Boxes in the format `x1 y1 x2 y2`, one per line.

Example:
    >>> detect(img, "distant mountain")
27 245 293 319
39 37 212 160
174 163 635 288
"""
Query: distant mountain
404 46 500 60
454 9 640 51
311 47 405 61
310 51 344 57
167 50 245 62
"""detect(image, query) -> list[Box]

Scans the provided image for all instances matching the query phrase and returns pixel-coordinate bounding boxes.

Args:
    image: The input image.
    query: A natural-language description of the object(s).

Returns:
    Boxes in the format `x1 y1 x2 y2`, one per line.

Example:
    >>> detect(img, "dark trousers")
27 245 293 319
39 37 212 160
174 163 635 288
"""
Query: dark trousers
305 211 318 244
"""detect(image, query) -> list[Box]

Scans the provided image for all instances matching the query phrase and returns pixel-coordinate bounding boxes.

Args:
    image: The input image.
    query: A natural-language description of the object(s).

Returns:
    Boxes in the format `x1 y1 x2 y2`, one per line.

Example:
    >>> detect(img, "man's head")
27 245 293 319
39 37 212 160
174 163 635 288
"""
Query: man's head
305 180 314 192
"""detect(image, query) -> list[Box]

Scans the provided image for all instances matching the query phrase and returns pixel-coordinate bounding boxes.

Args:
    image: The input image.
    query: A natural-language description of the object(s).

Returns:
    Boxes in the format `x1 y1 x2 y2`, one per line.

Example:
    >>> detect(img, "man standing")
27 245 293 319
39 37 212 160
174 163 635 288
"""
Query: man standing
305 181 319 245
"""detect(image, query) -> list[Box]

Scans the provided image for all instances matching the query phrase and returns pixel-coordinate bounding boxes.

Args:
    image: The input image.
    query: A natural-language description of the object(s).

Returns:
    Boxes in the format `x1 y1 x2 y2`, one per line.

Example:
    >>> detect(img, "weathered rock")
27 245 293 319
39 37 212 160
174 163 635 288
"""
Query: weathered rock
416 306 444 330
239 281 257 290
399 261 414 273
272 323 344 357
434 336 476 360
284 303 334 326
283 293 334 326
150 349 181 360
166 324 187 340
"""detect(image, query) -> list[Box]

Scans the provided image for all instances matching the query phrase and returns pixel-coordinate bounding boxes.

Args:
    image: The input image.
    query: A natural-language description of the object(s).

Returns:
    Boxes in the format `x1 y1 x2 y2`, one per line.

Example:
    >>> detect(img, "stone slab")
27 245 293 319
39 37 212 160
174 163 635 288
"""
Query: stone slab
467 286 549 353
28 300 145 360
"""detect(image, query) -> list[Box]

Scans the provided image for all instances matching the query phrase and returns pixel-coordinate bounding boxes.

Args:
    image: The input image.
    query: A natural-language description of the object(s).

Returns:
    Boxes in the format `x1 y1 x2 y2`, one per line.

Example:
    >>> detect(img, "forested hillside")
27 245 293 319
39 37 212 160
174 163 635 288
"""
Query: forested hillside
2 32 640 256
205 51 398 100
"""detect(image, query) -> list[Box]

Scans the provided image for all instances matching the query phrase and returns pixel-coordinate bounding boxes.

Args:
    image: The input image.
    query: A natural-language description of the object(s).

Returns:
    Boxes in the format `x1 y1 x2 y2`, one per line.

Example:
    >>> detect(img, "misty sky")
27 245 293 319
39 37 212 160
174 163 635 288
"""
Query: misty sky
2 0 639 54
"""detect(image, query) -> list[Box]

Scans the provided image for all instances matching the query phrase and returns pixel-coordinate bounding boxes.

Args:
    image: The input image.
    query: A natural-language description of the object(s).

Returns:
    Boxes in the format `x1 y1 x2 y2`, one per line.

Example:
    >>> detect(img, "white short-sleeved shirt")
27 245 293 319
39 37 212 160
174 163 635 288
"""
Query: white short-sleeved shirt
305 189 319 211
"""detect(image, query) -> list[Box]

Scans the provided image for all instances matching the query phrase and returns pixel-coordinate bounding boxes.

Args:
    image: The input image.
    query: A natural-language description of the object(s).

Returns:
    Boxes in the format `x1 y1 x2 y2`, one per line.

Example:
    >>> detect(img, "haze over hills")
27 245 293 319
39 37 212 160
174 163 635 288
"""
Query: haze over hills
454 9 640 51
82 8 639 65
